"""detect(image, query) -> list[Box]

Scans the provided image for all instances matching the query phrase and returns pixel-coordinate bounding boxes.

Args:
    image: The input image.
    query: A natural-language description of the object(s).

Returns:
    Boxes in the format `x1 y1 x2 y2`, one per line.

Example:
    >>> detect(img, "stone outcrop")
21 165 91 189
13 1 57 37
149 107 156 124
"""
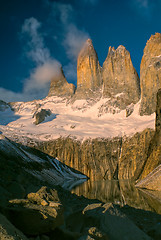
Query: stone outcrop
140 33 161 115
102 46 140 110
73 39 102 100
33 109 52 125
48 67 75 98
6 187 64 235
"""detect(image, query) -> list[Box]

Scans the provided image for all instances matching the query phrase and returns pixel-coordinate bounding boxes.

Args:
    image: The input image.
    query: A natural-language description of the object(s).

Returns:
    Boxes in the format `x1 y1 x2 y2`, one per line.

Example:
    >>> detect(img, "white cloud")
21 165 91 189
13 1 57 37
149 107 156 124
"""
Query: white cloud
23 60 61 94
63 24 90 61
47 1 89 61
0 2 91 102
21 17 50 64
0 60 61 102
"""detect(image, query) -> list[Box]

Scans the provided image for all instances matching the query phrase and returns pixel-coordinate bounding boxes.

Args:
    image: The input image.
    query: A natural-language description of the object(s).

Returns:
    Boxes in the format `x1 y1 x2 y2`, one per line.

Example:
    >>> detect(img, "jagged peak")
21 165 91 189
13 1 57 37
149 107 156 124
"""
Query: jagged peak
86 38 93 46
147 32 161 44
116 45 126 51
106 45 129 61
78 38 96 59
143 33 161 57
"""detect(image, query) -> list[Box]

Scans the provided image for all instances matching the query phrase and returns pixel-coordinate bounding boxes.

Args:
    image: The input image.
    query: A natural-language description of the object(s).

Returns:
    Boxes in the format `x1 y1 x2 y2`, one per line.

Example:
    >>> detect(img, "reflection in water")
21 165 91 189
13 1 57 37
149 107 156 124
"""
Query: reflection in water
71 180 161 215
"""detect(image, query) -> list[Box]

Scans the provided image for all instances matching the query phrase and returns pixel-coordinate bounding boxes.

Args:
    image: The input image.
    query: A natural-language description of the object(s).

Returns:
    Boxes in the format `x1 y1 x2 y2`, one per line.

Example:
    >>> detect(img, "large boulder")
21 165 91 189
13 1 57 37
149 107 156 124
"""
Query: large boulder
140 33 161 115
66 203 151 240
6 187 64 236
102 45 140 111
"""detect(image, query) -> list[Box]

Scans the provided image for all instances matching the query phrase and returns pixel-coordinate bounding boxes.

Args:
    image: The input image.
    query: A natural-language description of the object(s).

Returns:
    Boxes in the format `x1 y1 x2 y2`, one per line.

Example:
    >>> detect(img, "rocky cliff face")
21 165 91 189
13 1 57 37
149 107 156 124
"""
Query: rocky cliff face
102 46 140 110
48 67 75 98
73 39 102 100
140 33 161 115
139 89 161 181
33 128 154 181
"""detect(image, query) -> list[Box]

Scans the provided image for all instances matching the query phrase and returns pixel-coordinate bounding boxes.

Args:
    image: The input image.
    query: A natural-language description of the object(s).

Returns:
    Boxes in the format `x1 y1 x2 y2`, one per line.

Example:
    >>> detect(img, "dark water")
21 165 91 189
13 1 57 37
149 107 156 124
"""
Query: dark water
71 179 161 215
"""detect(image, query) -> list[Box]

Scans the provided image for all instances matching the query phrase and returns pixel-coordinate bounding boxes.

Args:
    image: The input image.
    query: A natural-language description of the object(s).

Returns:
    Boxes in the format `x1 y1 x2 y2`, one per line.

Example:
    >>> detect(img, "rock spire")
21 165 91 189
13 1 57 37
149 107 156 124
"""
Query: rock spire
140 33 161 115
48 67 75 98
74 38 102 100
102 45 140 110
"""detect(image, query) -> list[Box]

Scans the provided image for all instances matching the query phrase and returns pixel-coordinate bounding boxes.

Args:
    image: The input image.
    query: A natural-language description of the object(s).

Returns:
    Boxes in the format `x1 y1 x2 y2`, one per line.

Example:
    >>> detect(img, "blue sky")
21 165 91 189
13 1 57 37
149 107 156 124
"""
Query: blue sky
0 0 161 101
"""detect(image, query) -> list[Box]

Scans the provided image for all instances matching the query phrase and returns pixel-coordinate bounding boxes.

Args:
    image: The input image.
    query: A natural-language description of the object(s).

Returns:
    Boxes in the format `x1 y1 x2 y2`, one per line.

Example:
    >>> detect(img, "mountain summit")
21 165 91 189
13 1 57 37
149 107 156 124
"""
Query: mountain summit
74 38 102 100
140 32 161 115
48 67 75 98
102 45 140 110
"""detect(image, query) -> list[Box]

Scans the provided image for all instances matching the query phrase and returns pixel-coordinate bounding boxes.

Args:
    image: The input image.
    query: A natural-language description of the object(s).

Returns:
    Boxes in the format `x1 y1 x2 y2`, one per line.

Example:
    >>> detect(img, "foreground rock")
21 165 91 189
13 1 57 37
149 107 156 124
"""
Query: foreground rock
102 45 140 111
0 213 28 240
140 33 161 115
66 203 152 240
6 187 64 235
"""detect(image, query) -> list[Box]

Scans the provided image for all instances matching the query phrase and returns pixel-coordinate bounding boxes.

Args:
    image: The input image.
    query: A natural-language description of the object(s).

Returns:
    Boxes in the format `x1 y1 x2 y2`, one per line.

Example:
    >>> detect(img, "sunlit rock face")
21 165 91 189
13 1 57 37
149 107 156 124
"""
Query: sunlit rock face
34 129 154 181
139 89 161 182
48 67 75 98
102 46 140 110
140 33 161 115
74 39 102 100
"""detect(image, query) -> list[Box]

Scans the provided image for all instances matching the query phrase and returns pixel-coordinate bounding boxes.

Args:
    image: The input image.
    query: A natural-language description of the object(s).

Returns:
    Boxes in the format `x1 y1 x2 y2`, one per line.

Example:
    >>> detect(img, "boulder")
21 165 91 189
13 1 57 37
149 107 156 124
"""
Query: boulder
6 187 64 235
82 203 151 240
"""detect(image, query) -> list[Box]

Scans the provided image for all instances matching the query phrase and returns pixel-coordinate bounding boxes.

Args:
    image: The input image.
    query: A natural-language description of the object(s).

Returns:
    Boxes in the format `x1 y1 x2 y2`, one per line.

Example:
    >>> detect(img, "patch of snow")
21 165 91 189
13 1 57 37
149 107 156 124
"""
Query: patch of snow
0 96 155 143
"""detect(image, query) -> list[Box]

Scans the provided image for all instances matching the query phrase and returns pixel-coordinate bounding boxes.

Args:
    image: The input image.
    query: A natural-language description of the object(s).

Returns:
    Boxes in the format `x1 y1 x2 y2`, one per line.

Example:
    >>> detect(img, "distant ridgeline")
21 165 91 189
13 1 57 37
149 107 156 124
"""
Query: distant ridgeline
48 33 161 116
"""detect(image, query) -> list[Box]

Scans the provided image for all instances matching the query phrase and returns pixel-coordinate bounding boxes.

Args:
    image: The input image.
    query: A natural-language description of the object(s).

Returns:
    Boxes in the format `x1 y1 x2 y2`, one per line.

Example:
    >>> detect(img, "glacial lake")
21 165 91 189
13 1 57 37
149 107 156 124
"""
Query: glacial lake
71 179 161 215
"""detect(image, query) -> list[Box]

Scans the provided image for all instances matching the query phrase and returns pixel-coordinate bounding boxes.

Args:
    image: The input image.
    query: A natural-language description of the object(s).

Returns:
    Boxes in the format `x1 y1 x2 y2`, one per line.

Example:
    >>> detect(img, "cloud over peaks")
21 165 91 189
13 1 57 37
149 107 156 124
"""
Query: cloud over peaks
21 17 50 64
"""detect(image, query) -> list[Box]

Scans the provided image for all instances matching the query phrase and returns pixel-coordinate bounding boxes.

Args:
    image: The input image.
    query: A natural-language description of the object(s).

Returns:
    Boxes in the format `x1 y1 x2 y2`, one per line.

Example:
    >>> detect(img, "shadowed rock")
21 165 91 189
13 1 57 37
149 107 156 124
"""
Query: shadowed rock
0 213 28 240
33 109 52 125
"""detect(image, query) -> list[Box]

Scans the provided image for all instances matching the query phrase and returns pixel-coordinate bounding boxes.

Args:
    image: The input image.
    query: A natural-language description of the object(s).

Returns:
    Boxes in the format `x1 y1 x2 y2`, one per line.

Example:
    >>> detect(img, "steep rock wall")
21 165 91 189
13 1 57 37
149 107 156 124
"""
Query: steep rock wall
102 46 140 110
72 39 102 100
34 129 154 181
140 33 161 115
139 89 161 180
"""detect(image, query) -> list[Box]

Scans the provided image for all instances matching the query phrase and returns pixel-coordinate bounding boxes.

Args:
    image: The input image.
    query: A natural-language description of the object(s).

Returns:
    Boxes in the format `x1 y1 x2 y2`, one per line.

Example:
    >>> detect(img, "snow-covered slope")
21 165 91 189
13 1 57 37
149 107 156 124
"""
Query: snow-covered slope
0 134 87 190
0 96 155 143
